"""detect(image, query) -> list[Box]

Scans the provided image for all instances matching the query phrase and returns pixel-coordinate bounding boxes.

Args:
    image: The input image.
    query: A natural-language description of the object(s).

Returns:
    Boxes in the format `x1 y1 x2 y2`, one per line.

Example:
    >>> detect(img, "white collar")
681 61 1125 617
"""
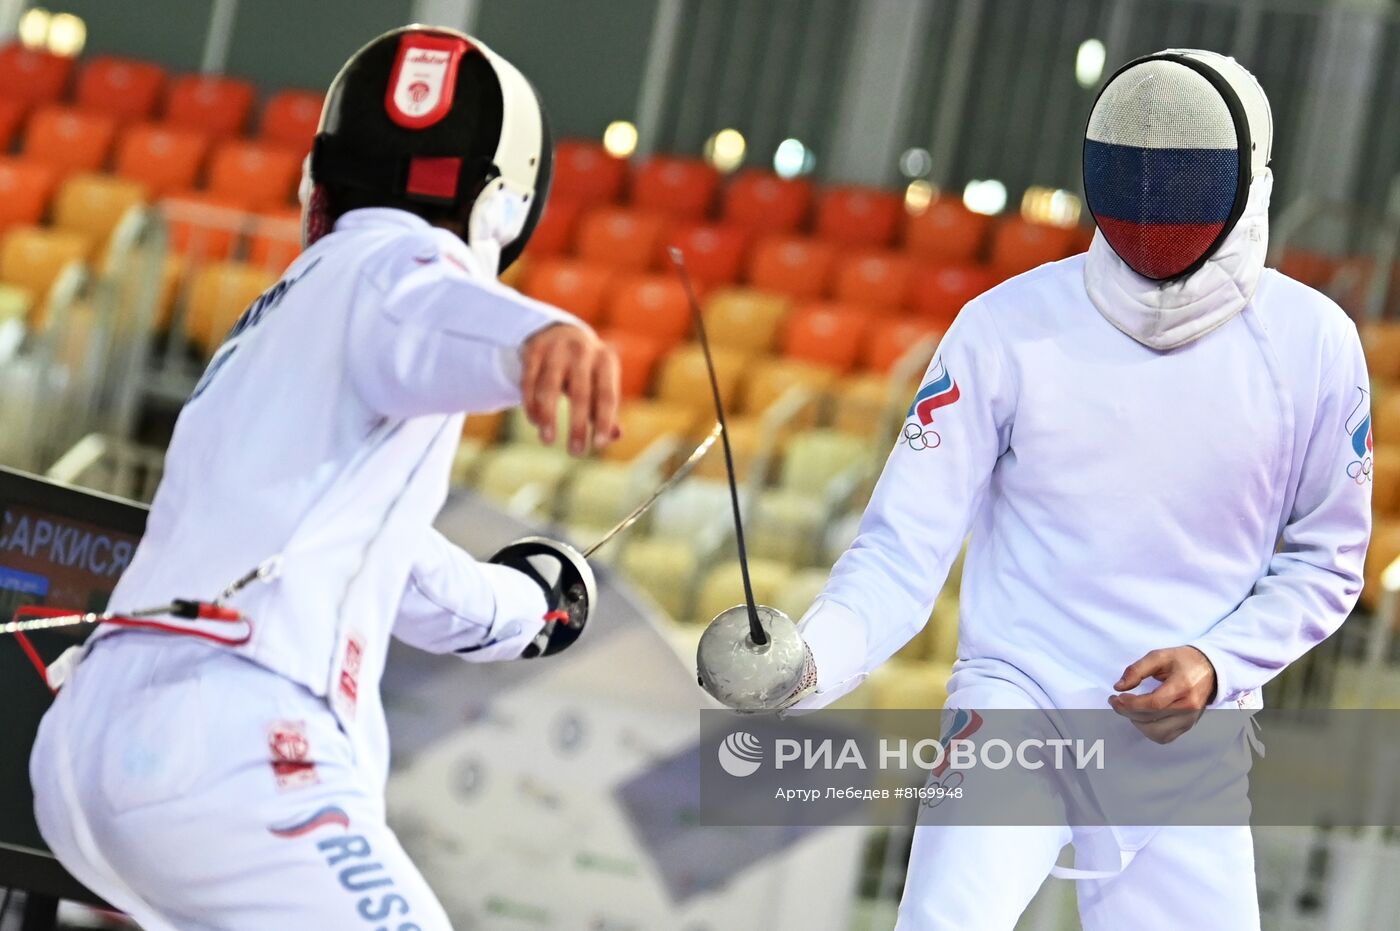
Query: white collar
332 207 433 233
1084 170 1273 350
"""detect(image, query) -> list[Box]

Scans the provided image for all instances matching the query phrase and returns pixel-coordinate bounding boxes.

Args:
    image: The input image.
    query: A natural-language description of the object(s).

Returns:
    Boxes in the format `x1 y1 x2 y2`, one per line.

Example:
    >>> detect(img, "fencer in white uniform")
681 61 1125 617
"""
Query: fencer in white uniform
29 27 615 931
786 51 1371 929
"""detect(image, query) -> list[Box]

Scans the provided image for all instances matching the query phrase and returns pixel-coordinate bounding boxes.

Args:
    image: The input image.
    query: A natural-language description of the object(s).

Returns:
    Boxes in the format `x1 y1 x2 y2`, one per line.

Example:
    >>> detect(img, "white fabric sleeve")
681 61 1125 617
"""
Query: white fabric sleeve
1189 328 1372 704
392 528 549 663
793 301 1017 708
347 245 584 418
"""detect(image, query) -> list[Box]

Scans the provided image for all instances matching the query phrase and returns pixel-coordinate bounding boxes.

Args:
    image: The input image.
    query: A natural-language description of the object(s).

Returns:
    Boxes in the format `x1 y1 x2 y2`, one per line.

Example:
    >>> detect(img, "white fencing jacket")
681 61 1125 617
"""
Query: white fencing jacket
99 208 580 791
799 174 1372 713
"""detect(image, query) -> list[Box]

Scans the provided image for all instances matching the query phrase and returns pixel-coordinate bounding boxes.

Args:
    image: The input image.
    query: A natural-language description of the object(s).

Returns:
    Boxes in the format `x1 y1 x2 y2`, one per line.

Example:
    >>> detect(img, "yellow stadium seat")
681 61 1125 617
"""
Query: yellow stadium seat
603 400 698 462
692 416 766 483
774 568 830 619
693 557 796 625
739 357 836 423
450 436 486 487
703 288 791 355
1363 518 1400 612
474 445 572 519
749 488 827 565
1363 323 1400 383
871 659 952 710
656 344 748 419
1374 445 1399 517
52 173 147 255
563 460 654 530
619 537 700 619
653 478 745 545
0 226 89 325
779 428 870 495
462 411 505 443
830 372 920 438
1374 391 1400 448
184 262 279 354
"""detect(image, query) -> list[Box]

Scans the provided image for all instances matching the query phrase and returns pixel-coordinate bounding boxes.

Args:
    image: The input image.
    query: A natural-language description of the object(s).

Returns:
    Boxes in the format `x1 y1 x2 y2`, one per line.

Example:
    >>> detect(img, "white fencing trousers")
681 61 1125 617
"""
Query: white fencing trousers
30 632 451 931
894 822 1260 930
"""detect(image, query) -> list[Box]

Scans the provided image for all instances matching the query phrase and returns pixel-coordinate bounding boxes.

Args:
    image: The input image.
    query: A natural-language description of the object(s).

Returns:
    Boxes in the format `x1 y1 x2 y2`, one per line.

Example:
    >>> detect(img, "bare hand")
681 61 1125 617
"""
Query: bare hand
1109 646 1217 744
520 324 621 456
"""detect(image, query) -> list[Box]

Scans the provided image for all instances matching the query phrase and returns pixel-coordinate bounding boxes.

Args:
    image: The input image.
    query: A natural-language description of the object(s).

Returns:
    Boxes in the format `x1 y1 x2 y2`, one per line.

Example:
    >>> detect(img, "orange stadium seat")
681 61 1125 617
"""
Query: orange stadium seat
908 265 1000 327
864 318 941 373
600 328 666 398
703 288 790 355
0 158 58 230
905 199 991 264
605 274 691 348
722 170 811 234
816 186 903 248
748 236 835 301
1070 224 1095 255
258 89 323 152
602 399 699 462
207 140 302 210
22 107 118 177
832 251 914 311
782 303 873 373
657 344 747 416
247 209 302 274
161 191 249 261
740 358 836 423
185 262 279 353
1373 446 1399 517
52 174 147 252
0 44 73 107
575 207 665 271
164 74 256 138
660 223 747 288
1362 323 1400 383
75 56 167 122
1372 391 1400 447
520 258 615 323
989 218 1078 277
527 198 582 258
0 225 89 312
114 122 211 197
0 97 25 150
552 140 628 206
631 156 720 219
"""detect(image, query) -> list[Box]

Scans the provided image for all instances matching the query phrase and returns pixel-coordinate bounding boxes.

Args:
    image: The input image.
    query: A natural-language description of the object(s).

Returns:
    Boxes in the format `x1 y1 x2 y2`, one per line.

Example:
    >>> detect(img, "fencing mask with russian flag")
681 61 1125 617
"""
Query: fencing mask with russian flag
1083 50 1272 282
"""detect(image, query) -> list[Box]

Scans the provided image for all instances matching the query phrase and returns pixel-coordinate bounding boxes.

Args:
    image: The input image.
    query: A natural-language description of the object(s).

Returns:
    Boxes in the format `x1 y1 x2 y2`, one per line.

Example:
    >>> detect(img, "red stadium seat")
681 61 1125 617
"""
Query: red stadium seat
520 258 616 323
605 274 691 349
989 218 1078 277
782 304 873 373
722 170 812 235
632 156 720 219
75 56 167 122
247 208 302 274
908 265 1000 327
161 191 249 261
816 186 903 248
832 251 914 312
259 89 323 153
748 236 835 301
114 122 211 198
863 318 941 373
207 140 302 210
659 223 748 288
0 158 58 230
164 74 256 138
22 106 118 177
0 97 25 150
575 207 665 271
526 198 582 258
601 328 666 398
0 44 73 107
905 199 992 264
552 140 628 206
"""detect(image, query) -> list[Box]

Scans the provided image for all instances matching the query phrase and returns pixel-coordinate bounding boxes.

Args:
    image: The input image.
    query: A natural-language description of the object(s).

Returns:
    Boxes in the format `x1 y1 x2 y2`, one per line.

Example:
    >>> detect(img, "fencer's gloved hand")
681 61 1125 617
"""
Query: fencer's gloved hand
488 537 596 658
696 604 818 712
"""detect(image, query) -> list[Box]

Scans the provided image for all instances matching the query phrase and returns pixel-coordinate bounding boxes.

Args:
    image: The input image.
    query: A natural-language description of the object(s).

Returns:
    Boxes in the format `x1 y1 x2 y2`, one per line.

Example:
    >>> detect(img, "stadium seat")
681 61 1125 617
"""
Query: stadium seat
576 207 666 271
600 328 666 398
863 318 940 373
660 223 748 288
722 170 811 234
562 459 658 532
739 357 835 426
0 226 89 319
114 122 211 197
164 74 256 138
526 197 582 258
830 372 902 436
631 156 720 219
23 107 118 176
602 399 698 462
605 274 691 348
908 265 1000 327
520 258 615 323
247 209 302 274
0 44 73 107
75 56 166 122
703 288 790 354
184 261 278 352
1373 445 1399 516
750 488 828 564
871 660 951 711
832 251 914 311
463 411 505 443
905 199 991 264
779 428 869 495
989 218 1078 276
0 158 59 230
656 344 747 417
552 140 628 206
1372 391 1400 446
1362 518 1400 611
815 186 903 248
1363 323 1400 383
775 568 830 619
474 445 572 518
52 174 147 252
748 236 835 301
620 537 699 618
258 89 323 152
161 191 248 261
207 140 302 210
781 303 873 374
693 558 792 625
0 97 25 150
690 415 766 482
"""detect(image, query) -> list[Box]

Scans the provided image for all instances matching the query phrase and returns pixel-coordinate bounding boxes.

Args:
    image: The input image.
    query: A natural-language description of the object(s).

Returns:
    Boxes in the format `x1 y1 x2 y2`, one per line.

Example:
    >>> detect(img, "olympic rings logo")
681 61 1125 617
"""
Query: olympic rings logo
1347 456 1373 485
901 421 942 452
